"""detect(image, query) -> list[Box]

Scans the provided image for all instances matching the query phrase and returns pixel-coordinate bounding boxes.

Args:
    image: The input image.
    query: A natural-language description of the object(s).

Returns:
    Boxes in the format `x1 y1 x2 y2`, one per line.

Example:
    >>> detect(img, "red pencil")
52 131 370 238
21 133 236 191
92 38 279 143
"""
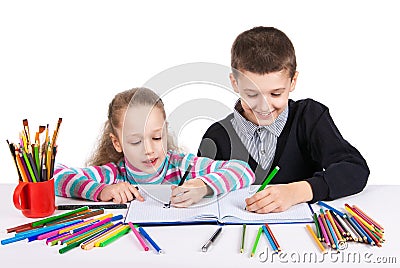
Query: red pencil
352 205 384 232
264 223 281 251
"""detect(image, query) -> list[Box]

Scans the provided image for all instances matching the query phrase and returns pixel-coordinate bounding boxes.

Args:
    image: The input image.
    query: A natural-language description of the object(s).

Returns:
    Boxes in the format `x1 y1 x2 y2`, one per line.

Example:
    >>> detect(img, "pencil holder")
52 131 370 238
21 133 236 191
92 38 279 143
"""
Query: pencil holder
13 178 55 218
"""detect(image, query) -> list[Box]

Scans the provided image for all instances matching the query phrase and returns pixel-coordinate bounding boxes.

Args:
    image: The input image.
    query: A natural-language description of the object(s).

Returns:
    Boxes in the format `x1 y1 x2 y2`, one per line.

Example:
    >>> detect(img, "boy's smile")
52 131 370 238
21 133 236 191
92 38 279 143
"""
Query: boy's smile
230 70 298 126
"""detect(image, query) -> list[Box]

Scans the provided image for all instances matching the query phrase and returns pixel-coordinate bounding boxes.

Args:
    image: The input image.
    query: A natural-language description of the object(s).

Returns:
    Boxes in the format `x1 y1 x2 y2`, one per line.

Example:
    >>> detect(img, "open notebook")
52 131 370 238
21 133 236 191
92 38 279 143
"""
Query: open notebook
125 185 313 225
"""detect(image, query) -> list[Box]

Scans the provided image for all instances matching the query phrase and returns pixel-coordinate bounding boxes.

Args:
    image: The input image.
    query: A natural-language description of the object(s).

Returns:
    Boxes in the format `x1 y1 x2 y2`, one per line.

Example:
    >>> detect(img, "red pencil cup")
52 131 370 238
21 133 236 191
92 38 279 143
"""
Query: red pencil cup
13 179 55 218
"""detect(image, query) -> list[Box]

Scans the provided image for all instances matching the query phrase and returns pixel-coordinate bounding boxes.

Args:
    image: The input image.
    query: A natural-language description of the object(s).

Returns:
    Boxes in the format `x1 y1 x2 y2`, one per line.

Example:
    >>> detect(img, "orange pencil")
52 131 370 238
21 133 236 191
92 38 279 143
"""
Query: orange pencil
306 225 326 253
326 210 344 242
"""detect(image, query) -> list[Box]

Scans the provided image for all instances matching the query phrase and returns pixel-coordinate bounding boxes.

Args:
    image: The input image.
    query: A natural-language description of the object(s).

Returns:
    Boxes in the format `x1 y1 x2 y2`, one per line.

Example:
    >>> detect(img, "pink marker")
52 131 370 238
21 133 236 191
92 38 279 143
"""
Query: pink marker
128 222 149 251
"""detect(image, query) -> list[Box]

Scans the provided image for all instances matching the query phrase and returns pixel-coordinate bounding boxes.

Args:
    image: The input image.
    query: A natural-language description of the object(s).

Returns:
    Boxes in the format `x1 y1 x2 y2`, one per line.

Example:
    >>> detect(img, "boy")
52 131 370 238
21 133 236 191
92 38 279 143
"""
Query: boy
198 26 369 213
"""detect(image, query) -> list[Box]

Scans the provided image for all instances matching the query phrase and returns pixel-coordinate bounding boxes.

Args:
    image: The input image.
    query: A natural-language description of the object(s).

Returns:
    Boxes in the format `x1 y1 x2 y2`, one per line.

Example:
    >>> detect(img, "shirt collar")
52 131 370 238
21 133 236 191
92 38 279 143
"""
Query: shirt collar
232 99 289 138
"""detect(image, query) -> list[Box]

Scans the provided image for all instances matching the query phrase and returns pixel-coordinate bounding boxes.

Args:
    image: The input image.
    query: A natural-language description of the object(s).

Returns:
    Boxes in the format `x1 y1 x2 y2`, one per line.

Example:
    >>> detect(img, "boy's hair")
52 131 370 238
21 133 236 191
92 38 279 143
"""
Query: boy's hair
86 87 177 166
231 26 297 79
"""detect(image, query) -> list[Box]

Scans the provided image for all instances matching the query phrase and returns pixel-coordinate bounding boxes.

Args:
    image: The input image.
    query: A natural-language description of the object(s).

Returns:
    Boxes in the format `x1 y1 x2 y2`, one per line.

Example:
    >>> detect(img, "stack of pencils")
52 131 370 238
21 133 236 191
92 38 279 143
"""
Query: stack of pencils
6 118 62 183
306 201 385 253
250 223 281 257
2 206 126 254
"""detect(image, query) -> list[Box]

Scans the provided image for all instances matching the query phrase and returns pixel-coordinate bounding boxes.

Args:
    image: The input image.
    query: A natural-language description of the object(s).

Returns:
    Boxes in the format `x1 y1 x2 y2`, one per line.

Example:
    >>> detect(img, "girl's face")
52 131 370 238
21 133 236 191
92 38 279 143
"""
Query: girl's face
111 105 168 174
230 70 298 126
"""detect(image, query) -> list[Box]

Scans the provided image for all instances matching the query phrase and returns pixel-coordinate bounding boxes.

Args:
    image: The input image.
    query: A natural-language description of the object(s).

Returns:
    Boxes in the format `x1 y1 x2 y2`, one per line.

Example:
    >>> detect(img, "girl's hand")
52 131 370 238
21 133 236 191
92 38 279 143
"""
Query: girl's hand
98 182 144 203
245 181 313 213
170 178 213 208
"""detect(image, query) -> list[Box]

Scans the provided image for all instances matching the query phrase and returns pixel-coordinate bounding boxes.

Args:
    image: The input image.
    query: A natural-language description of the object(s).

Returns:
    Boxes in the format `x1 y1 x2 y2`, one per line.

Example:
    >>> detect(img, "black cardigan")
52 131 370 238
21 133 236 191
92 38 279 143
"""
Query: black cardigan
198 98 369 203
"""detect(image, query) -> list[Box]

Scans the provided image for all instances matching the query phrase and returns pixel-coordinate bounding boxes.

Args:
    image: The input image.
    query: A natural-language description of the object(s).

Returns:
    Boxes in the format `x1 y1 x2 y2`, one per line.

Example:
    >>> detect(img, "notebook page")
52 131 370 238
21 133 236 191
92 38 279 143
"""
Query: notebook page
125 185 219 224
217 186 313 224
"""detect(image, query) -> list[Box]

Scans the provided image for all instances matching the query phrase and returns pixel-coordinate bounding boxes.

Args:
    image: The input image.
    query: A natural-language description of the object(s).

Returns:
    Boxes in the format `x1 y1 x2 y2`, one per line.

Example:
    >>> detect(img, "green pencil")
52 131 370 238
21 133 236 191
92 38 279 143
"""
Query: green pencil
240 224 246 253
250 226 263 258
257 166 280 192
31 206 89 227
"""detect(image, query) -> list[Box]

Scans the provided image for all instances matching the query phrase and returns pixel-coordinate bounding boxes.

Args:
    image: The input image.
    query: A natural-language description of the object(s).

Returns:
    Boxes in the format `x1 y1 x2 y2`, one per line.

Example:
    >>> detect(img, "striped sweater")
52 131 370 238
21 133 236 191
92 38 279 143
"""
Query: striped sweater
53 150 255 201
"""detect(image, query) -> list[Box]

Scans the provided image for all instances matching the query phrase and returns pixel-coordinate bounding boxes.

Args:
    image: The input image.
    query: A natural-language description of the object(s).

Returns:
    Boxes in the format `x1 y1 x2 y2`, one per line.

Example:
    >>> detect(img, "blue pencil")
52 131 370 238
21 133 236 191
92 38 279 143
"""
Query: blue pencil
349 216 374 245
325 215 339 250
317 201 346 218
138 227 164 254
261 225 278 254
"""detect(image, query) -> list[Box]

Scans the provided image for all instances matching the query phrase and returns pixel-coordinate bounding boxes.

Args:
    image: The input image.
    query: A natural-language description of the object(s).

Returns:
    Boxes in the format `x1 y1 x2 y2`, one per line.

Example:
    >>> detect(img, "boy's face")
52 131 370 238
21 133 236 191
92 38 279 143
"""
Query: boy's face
111 105 168 174
230 70 298 126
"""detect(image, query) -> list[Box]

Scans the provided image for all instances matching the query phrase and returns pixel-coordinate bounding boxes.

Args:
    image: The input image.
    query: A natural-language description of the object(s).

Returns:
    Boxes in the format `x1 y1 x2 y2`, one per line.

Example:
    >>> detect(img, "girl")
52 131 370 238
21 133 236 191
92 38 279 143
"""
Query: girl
54 87 255 207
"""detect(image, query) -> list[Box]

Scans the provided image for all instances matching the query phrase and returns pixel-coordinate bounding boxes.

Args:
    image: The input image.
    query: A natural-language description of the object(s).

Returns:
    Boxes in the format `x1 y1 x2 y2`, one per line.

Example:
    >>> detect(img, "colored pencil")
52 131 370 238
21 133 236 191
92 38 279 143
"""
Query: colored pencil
330 211 349 237
317 214 329 246
320 210 335 249
317 201 346 218
240 224 246 253
312 213 321 241
342 216 361 242
352 205 384 232
325 213 339 250
352 216 380 246
250 226 263 257
262 225 278 254
264 223 281 251
344 204 375 231
257 166 280 192
326 210 344 242
306 225 326 253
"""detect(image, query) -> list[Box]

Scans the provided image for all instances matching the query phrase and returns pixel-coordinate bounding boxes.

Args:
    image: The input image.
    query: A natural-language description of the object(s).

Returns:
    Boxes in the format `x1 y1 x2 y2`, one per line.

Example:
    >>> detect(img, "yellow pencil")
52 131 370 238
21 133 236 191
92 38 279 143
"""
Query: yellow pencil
344 205 375 231
306 225 326 253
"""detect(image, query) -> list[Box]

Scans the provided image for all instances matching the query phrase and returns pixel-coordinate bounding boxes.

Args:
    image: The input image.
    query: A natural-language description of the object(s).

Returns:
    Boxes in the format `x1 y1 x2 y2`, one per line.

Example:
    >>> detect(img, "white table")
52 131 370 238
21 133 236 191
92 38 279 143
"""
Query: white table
0 184 398 268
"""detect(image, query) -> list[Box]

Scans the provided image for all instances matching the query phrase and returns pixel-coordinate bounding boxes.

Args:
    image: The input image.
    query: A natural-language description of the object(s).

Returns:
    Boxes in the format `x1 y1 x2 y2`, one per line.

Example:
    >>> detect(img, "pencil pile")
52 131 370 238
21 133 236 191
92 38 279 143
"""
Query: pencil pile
6 118 62 182
307 201 385 253
250 223 281 257
2 206 126 254
1 206 164 254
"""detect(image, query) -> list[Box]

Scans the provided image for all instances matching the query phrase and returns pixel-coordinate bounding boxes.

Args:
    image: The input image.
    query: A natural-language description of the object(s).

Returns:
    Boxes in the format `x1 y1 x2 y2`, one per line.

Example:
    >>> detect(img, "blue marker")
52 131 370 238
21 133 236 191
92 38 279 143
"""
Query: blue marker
138 227 164 254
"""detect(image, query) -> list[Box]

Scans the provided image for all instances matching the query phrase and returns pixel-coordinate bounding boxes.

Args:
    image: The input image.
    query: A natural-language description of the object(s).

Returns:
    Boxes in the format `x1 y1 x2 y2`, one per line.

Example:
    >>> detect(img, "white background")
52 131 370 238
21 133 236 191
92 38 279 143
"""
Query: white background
0 0 399 184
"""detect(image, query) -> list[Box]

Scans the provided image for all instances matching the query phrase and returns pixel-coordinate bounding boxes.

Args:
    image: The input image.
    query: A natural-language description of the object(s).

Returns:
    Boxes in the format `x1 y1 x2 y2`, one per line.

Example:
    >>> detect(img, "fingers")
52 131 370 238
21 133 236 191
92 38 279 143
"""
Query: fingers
128 184 144 202
99 182 144 204
245 188 280 214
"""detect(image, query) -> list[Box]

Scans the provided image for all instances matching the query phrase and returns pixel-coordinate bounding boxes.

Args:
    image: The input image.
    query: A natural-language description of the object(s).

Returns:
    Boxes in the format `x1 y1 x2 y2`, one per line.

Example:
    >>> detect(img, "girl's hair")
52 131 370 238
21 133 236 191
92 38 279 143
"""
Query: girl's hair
86 87 177 166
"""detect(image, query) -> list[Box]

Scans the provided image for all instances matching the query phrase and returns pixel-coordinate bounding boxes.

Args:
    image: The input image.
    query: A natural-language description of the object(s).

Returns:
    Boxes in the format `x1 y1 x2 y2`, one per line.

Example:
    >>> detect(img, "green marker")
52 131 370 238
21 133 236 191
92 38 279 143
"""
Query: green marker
32 206 89 227
99 226 131 247
257 166 280 192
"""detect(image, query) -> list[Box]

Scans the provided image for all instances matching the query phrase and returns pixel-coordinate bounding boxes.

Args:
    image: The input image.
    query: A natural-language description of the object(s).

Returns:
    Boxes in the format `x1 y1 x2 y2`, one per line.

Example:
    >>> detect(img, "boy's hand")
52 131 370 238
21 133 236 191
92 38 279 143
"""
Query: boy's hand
98 182 144 203
170 178 213 208
245 181 313 213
